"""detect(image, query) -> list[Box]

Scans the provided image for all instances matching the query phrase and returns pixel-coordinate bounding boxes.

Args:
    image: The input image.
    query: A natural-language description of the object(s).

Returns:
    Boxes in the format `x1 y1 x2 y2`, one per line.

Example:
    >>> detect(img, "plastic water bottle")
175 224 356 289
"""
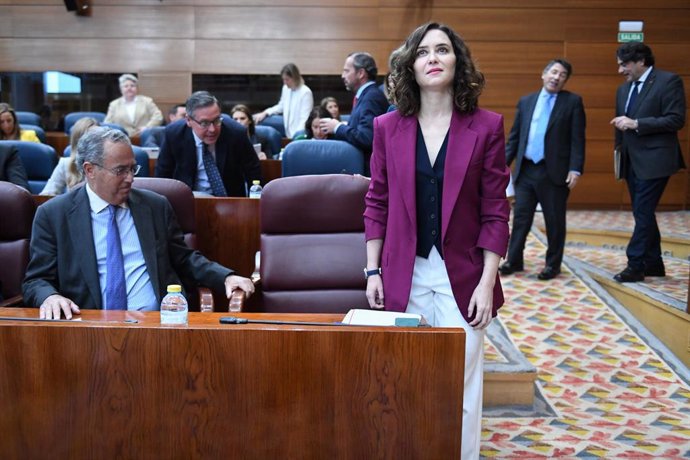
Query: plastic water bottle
249 180 263 199
160 284 188 325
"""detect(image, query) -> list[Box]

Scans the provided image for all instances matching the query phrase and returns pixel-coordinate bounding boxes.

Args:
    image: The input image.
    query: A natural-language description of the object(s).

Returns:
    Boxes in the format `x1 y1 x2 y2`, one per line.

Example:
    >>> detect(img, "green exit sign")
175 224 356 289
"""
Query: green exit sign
618 32 644 42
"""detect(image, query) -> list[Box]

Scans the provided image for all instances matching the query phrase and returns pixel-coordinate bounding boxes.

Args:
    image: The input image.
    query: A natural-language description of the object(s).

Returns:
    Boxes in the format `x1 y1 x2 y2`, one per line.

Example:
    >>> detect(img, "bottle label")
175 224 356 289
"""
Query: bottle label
161 309 188 325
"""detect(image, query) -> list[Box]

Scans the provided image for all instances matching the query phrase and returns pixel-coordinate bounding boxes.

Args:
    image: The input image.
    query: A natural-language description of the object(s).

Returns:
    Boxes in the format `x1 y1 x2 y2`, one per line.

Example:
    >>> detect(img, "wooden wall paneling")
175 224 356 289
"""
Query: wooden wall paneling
470 42 565 76
0 38 194 72
567 43 690 77
568 173 626 207
565 76 623 109
137 72 192 112
3 5 194 39
390 0 690 7
481 75 545 107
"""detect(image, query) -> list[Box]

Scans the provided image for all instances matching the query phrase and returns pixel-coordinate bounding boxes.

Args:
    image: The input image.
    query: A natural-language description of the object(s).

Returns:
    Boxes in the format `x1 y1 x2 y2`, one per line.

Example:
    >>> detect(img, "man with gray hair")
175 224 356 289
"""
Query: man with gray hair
156 91 261 197
320 52 389 165
23 127 254 319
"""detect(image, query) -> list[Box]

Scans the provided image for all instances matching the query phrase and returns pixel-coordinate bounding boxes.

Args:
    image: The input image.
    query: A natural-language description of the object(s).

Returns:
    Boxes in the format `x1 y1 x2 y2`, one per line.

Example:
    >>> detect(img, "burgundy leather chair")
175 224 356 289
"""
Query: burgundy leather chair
0 182 36 307
255 174 371 313
132 177 213 311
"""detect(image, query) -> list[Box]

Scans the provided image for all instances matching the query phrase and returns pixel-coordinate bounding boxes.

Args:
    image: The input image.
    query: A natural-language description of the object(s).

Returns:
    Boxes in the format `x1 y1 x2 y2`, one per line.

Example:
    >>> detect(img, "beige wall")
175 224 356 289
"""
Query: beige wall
1 0 689 207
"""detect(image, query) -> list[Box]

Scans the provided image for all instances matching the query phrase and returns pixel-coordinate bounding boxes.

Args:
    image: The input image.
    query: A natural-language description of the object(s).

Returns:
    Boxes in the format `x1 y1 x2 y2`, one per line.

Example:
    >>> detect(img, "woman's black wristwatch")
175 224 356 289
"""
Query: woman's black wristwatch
364 267 382 279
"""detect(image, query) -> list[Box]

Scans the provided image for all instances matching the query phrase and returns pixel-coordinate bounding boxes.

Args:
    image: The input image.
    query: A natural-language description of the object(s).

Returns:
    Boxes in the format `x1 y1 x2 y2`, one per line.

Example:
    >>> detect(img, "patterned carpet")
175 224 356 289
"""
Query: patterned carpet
481 212 690 458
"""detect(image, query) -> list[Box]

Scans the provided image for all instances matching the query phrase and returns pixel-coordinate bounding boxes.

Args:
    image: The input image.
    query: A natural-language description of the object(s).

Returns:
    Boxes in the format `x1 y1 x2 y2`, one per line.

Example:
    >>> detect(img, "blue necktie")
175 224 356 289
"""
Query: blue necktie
527 93 555 164
626 81 641 116
105 204 127 310
202 143 227 197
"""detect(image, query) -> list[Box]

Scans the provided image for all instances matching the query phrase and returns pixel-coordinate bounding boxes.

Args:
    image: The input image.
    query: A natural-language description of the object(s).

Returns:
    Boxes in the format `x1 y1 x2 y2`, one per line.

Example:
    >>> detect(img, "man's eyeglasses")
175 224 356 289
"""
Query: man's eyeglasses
188 115 223 129
92 163 141 177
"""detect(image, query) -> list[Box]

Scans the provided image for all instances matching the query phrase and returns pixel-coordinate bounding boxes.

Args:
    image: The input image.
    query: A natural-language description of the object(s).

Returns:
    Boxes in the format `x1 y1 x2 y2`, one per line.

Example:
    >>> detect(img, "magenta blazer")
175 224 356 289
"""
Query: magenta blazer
364 108 510 321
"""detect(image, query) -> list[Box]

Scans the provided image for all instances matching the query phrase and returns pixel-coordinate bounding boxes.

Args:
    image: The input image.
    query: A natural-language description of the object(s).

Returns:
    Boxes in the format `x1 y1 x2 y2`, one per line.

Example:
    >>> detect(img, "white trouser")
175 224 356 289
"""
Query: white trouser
406 246 485 460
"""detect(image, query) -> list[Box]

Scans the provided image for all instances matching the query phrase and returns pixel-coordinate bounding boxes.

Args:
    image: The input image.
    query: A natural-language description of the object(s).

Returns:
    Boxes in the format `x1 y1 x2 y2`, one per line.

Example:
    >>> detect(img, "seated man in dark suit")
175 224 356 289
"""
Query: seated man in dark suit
0 143 30 191
156 91 261 197
319 52 389 164
23 127 254 320
142 104 186 148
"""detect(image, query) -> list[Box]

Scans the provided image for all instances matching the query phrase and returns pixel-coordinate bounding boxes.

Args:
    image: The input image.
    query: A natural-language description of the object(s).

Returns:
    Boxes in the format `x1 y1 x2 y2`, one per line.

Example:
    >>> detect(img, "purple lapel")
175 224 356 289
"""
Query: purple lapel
442 110 477 238
388 114 418 228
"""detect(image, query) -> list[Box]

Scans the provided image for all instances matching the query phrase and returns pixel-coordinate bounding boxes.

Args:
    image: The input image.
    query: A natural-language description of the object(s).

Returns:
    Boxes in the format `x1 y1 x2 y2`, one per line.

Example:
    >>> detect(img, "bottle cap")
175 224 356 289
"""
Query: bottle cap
167 284 182 293
252 180 260 185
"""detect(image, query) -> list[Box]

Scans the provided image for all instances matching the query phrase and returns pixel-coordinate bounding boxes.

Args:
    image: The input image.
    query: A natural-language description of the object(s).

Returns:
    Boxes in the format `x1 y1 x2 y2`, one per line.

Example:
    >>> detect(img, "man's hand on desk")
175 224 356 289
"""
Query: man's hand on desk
39 294 80 320
224 275 255 299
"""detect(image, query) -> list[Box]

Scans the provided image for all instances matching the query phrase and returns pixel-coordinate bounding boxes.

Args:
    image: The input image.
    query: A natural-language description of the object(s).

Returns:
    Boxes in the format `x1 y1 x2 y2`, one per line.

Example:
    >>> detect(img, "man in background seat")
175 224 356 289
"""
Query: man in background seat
0 143 30 191
156 91 261 197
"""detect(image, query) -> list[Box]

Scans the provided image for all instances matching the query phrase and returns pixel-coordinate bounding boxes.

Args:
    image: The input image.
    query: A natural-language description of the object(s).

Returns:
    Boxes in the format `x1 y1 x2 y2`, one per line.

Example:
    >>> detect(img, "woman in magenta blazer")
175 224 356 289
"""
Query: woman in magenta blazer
364 22 510 459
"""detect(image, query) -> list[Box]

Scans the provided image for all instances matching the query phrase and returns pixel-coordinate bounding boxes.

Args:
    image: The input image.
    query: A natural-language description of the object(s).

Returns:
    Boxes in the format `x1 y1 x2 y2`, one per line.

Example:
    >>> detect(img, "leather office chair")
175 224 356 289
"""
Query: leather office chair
255 125 282 158
19 124 46 143
258 115 285 137
3 140 58 194
15 111 41 126
64 112 106 134
0 182 36 307
100 123 128 135
139 126 165 148
281 140 364 177
131 177 225 312
251 174 370 313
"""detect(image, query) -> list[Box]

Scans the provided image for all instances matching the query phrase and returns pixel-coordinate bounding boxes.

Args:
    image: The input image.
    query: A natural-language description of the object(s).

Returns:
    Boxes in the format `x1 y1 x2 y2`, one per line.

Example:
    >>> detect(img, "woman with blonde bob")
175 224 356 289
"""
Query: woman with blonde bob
41 117 99 195
364 22 510 459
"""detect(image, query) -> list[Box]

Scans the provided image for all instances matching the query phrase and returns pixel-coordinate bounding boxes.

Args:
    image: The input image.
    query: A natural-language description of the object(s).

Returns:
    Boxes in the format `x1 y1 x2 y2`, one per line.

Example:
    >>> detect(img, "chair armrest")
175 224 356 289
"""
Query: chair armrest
198 287 214 313
0 295 24 308
227 275 261 313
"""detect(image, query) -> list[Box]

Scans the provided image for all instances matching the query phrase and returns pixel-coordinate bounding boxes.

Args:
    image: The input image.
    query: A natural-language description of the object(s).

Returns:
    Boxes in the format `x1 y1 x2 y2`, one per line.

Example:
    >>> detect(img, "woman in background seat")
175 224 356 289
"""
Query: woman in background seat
320 97 341 121
231 104 267 160
253 63 313 139
104 73 163 137
0 103 40 142
40 117 99 195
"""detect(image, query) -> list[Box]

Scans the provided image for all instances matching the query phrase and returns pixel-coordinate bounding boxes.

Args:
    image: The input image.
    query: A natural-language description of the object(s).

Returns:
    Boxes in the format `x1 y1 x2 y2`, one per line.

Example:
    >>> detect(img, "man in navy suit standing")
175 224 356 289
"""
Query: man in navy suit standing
319 52 389 170
499 59 586 280
610 42 686 282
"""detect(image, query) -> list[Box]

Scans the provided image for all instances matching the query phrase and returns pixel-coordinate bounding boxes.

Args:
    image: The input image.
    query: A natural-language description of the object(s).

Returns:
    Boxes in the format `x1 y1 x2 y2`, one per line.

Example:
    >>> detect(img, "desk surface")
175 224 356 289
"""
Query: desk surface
0 308 465 459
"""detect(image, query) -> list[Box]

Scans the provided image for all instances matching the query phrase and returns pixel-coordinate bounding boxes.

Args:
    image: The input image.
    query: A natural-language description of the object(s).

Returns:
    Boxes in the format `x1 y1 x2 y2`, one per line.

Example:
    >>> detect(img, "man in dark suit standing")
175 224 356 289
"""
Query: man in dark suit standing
0 143 30 191
23 127 254 320
499 59 586 280
319 52 389 163
156 91 261 197
610 42 686 282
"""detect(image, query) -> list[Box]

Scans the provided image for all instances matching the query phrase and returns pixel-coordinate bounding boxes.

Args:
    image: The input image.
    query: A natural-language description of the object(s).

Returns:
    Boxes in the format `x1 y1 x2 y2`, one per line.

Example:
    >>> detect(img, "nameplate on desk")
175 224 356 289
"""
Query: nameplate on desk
342 309 427 327
142 147 159 159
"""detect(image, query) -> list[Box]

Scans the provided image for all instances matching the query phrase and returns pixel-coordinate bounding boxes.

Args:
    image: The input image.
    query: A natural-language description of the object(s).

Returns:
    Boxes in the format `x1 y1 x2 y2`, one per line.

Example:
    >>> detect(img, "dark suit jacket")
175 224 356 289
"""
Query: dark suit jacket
364 109 510 321
22 187 232 309
506 90 586 185
0 143 30 191
155 118 261 197
333 83 389 154
615 68 686 180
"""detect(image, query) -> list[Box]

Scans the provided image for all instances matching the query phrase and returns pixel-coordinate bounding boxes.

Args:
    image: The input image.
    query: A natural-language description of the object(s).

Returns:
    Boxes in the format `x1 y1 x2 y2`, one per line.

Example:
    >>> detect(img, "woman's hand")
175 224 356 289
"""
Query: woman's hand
467 282 493 329
366 275 385 309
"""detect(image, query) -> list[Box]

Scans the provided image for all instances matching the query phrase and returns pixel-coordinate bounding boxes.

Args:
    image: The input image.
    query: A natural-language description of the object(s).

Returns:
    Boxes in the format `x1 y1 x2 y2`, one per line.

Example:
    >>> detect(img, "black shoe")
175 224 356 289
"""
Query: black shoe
644 265 666 277
499 262 524 275
614 267 644 283
537 267 560 280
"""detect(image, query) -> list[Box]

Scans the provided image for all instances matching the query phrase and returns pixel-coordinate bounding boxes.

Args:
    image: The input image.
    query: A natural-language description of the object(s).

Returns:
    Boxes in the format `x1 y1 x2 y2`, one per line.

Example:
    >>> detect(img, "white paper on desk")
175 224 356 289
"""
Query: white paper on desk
342 309 426 326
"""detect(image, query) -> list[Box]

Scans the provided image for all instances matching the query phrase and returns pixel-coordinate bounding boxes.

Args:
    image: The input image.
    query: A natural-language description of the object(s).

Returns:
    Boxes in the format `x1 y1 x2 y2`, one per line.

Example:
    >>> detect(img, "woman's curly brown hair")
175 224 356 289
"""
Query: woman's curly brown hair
390 22 485 116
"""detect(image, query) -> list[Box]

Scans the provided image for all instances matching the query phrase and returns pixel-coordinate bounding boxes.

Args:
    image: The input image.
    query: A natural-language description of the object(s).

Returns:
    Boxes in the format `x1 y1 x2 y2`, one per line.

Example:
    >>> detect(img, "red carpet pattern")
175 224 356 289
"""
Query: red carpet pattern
481 234 690 458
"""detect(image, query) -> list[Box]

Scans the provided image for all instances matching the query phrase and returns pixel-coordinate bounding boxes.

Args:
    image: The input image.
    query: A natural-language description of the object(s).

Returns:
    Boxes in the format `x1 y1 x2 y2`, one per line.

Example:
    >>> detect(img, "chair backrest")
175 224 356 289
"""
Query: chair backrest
3 141 58 194
258 114 285 137
132 177 196 248
281 140 364 177
139 126 165 148
100 122 128 135
132 146 150 177
64 112 106 134
19 124 46 143
259 174 370 313
16 111 41 126
0 182 36 301
254 125 282 157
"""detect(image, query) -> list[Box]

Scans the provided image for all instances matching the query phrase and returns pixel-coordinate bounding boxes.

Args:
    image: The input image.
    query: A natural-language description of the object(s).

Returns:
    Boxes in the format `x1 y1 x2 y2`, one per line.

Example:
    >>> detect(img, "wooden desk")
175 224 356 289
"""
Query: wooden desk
0 308 464 459
45 131 69 156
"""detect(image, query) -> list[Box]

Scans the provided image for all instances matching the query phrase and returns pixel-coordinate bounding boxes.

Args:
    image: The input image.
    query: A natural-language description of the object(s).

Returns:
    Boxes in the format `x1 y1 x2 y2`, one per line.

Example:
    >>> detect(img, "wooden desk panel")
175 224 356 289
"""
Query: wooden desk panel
0 308 464 459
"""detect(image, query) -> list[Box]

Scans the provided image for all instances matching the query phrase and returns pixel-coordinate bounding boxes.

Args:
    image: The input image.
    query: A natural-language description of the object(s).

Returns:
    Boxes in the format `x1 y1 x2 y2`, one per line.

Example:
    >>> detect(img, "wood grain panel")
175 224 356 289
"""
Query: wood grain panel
482 76 547 107
568 173 627 206
471 42 564 75
0 308 464 459
385 0 690 7
0 38 194 72
3 5 194 38
137 72 192 104
567 43 690 77
193 40 398 75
